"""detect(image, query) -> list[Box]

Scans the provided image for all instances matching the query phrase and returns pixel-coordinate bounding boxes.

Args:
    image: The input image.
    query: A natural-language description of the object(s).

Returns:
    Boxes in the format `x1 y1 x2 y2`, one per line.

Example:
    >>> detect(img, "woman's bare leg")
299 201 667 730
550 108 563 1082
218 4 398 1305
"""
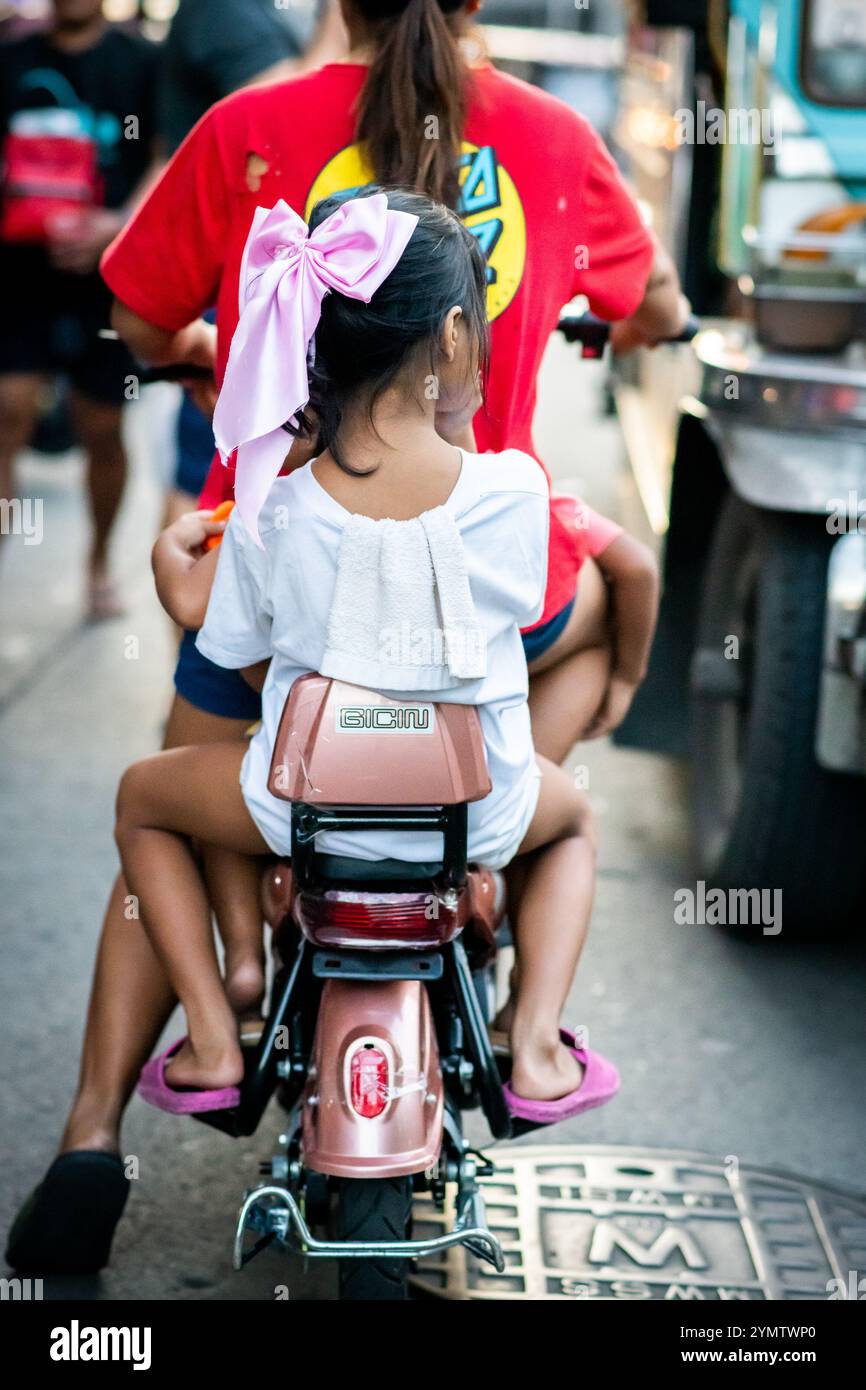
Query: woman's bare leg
506 757 597 1102
60 695 254 1153
115 743 269 1092
60 870 176 1154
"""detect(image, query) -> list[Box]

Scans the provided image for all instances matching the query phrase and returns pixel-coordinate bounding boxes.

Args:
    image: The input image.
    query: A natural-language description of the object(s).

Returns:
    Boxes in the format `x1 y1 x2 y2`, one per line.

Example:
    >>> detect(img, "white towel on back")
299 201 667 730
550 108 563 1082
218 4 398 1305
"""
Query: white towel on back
320 505 486 691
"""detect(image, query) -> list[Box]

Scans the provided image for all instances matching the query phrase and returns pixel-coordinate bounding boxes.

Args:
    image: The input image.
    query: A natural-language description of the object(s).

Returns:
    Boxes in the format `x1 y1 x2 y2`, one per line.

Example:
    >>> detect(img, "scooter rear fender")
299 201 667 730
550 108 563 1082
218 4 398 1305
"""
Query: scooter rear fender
301 978 443 1179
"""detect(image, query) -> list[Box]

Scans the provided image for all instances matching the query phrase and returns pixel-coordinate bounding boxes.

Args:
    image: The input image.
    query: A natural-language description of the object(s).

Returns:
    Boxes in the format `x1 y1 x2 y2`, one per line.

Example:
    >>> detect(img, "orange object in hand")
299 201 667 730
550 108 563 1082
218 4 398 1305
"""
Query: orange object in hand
205 500 235 550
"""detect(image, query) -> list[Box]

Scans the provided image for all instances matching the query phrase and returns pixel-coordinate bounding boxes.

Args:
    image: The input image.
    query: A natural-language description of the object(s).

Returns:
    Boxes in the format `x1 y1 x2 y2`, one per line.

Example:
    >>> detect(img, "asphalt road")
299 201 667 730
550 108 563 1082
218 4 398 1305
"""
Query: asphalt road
1 344 864 1302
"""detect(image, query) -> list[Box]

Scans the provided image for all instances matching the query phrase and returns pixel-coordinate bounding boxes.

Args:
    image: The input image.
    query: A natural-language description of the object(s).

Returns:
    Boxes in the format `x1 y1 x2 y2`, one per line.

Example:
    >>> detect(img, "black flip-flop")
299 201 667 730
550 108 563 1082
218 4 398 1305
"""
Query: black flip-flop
5 1151 129 1276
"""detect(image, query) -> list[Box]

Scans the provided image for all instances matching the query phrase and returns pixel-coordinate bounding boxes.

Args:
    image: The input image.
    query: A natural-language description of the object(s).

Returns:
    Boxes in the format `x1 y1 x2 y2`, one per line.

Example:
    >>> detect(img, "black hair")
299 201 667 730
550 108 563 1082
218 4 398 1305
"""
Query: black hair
290 186 489 476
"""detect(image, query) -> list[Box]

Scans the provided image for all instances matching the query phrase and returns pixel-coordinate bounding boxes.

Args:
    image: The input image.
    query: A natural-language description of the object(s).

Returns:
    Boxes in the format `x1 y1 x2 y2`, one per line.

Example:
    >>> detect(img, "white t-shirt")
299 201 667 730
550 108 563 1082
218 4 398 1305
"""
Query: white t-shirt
196 449 549 869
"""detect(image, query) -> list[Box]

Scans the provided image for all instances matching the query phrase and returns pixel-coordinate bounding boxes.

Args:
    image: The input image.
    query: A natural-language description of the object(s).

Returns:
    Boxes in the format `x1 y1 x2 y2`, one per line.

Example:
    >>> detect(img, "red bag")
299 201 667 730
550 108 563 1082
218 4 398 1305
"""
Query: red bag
0 75 102 245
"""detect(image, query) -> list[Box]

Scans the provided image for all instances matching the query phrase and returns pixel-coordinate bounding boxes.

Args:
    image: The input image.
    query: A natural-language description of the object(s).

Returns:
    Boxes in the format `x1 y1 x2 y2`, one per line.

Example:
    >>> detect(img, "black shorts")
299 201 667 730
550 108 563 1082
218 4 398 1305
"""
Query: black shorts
0 248 137 406
0 304 137 406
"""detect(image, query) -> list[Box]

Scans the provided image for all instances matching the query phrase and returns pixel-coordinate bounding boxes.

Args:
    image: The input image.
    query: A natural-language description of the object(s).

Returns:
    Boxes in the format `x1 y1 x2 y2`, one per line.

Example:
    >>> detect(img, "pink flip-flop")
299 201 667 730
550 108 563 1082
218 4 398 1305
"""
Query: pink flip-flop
503 1027 620 1125
137 1038 241 1115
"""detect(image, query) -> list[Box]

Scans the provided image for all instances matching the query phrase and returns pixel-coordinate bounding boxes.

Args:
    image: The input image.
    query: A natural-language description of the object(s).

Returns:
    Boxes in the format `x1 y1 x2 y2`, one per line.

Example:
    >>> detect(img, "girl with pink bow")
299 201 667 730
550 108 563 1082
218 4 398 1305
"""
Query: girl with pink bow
113 189 618 1121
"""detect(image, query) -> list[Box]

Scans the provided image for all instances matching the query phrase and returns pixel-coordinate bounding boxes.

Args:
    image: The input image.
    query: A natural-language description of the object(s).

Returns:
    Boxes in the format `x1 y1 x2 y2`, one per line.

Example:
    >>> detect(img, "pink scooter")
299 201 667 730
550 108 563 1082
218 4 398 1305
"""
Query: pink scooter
164 311 698 1298
196 673 524 1300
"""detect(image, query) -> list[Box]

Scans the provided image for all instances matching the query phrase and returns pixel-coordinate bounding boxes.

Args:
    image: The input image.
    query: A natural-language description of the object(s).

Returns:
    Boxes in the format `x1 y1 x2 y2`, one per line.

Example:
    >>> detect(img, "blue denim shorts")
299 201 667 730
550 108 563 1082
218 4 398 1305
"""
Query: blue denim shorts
521 599 575 664
174 392 216 497
173 630 262 721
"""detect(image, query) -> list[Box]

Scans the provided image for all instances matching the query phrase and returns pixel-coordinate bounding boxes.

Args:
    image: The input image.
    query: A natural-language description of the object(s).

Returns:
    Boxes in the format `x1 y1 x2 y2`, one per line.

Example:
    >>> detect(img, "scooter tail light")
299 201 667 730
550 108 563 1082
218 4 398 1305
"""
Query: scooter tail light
349 1045 389 1118
295 889 463 949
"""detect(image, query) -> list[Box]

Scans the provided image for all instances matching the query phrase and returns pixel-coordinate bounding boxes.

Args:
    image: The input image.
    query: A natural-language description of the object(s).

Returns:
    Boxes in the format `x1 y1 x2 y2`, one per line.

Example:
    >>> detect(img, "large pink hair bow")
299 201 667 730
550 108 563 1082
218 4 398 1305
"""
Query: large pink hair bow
213 193 419 544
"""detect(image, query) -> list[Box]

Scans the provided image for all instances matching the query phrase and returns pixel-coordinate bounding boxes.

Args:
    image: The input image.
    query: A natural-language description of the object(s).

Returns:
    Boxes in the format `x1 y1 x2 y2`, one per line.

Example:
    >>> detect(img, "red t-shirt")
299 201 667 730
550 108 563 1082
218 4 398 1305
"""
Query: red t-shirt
568 497 624 565
102 62 653 626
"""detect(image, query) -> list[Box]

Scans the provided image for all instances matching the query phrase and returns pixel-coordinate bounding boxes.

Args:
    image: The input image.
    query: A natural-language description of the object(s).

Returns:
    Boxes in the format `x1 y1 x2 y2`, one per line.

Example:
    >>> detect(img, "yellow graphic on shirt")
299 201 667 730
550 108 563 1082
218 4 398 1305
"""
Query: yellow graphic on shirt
305 141 526 322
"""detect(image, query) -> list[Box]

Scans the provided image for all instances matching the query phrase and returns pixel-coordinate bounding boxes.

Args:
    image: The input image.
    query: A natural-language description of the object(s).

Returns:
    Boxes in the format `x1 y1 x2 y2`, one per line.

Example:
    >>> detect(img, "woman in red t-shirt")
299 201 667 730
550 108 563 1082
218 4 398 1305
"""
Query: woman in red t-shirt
6 0 686 1276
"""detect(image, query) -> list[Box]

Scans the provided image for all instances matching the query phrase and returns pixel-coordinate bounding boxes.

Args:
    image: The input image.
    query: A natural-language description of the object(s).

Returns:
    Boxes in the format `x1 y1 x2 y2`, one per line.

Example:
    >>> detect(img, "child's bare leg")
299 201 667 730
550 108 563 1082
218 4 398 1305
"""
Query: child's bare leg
527 557 611 764
528 646 610 764
115 743 269 1091
506 757 597 1102
494 559 609 1038
201 846 266 1021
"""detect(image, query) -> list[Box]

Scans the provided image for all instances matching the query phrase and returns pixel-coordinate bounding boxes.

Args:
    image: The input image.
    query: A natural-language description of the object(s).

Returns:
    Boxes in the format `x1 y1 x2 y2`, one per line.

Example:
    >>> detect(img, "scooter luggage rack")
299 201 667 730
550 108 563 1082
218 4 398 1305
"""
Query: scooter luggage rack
291 801 468 891
232 1183 506 1273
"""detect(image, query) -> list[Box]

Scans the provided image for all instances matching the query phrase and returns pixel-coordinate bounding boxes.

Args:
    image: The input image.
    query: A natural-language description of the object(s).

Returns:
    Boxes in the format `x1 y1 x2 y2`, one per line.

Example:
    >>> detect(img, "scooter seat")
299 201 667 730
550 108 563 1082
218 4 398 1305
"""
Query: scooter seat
313 853 442 885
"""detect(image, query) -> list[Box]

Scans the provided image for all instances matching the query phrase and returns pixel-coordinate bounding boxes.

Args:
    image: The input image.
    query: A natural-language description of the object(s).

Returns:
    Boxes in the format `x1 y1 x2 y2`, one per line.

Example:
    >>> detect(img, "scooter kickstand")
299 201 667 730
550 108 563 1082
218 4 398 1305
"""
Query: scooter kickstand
454 1188 505 1273
233 1186 292 1271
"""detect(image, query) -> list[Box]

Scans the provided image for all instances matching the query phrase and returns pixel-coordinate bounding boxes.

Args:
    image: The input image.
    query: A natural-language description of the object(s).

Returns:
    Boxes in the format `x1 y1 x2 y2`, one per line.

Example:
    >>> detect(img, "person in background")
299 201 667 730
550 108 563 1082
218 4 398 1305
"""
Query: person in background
160 0 346 158
159 0 347 525
0 0 159 619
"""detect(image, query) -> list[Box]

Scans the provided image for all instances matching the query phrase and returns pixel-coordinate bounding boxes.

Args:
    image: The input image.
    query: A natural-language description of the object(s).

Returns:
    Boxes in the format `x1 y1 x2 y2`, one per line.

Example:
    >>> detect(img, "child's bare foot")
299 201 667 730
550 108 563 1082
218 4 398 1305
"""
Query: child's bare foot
509 1037 584 1102
164 1037 244 1092
223 952 265 1022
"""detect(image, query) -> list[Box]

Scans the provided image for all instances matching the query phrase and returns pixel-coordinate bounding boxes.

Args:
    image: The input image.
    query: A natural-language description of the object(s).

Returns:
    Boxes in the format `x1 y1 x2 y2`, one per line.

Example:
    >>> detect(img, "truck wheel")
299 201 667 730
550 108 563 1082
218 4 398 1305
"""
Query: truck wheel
335 1177 412 1300
690 494 866 932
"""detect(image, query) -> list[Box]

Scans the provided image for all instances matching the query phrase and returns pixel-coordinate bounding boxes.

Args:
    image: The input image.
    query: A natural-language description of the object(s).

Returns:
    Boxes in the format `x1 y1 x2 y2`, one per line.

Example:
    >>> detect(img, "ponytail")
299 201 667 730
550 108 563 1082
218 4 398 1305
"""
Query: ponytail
355 0 468 209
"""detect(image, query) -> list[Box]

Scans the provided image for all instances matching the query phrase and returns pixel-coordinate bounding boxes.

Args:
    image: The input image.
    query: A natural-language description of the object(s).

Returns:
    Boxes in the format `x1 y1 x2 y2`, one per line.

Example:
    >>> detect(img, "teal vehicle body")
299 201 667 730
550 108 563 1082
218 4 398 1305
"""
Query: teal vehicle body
733 0 866 183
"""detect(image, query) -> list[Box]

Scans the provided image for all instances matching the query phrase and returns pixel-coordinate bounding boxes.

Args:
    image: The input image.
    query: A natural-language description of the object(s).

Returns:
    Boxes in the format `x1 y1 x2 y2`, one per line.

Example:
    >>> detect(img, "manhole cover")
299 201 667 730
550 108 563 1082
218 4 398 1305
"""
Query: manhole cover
410 1145 866 1300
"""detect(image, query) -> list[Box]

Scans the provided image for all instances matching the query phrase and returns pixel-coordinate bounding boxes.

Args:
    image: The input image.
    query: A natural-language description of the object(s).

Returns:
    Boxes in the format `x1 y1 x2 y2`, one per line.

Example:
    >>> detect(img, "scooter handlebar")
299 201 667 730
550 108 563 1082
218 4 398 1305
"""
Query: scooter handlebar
136 363 215 384
134 317 700 382
135 318 700 382
556 310 700 354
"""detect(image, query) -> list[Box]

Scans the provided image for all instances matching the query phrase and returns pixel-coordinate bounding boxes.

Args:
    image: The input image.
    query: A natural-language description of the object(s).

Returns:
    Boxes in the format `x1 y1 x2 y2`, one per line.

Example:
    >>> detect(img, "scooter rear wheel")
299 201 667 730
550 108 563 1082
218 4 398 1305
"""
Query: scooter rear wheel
334 1177 413 1301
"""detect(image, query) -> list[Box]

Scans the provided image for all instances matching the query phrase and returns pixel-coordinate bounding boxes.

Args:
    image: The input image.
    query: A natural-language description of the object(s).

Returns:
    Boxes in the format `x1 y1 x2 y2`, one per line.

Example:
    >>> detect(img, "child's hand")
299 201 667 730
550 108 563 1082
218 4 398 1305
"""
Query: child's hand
166 510 227 558
153 510 224 629
583 674 638 740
